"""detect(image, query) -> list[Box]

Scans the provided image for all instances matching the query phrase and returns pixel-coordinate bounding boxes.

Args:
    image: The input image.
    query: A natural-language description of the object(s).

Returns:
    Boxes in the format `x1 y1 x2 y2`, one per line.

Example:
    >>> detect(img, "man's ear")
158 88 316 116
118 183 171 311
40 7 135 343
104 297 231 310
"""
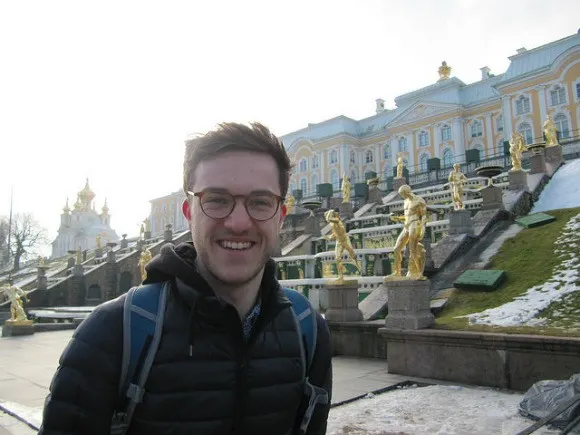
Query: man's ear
182 199 191 220
279 203 287 229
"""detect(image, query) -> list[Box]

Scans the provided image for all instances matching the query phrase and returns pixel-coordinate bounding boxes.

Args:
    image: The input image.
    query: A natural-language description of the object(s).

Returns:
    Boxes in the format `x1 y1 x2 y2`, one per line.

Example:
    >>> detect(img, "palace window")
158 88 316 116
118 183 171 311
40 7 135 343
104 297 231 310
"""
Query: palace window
516 96 531 115
518 123 533 145
576 82 580 99
554 114 570 139
496 115 503 132
443 149 454 167
398 137 408 152
329 149 338 165
419 153 429 172
311 173 319 188
550 86 567 106
350 169 357 183
441 125 452 141
419 131 429 147
330 170 339 189
300 178 307 194
299 158 307 173
365 150 374 164
383 143 391 159
350 150 356 164
312 154 319 169
471 120 483 137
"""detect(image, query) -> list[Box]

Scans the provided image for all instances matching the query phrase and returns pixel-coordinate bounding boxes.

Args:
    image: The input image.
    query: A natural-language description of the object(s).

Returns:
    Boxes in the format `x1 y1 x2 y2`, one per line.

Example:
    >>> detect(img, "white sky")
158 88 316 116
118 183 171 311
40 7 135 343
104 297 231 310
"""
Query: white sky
1 0 579 252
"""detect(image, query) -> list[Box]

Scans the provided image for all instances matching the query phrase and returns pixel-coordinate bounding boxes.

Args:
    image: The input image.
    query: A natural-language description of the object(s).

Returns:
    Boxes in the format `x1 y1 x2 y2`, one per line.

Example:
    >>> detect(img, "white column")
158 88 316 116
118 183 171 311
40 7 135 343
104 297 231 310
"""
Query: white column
391 137 398 174
501 96 513 140
434 124 441 159
484 113 494 157
537 85 547 125
407 131 416 173
452 118 466 163
340 143 348 180
375 143 380 175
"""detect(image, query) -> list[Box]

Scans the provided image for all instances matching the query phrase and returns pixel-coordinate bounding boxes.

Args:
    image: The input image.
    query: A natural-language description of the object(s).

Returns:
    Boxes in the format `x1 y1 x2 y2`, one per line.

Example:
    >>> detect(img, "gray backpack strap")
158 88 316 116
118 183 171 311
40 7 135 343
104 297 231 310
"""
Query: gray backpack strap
110 282 169 435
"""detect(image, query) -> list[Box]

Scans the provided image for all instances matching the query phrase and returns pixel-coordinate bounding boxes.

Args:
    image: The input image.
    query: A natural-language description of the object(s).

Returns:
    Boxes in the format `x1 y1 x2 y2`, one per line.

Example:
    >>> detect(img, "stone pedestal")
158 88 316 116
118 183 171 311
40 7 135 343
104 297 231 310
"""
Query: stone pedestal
448 209 474 236
545 145 563 165
480 185 505 211
120 235 128 249
393 177 406 192
529 153 547 175
339 202 354 218
384 279 434 329
368 187 382 204
144 231 152 240
508 169 528 192
2 320 35 337
304 215 321 236
325 281 363 322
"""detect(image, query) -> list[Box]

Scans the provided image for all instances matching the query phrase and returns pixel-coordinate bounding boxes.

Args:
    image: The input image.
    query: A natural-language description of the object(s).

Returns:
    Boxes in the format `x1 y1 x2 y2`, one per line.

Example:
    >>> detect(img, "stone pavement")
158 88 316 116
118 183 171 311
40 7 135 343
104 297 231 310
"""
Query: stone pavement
0 329 439 433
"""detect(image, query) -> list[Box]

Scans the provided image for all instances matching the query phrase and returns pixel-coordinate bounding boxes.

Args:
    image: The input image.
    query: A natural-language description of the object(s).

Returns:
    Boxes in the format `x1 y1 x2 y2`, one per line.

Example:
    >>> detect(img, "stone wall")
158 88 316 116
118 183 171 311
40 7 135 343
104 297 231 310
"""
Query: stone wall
328 320 386 359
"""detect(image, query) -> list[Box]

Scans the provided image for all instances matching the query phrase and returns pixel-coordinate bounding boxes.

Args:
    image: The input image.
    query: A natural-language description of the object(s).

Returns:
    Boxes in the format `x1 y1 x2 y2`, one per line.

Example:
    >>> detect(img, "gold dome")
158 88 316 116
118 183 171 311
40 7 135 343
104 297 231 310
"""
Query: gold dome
79 178 95 203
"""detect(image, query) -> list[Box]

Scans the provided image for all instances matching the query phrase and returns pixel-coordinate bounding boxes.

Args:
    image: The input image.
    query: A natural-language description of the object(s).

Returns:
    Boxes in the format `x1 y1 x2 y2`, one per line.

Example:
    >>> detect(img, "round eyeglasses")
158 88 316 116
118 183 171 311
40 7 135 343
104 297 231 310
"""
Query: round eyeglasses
188 190 284 221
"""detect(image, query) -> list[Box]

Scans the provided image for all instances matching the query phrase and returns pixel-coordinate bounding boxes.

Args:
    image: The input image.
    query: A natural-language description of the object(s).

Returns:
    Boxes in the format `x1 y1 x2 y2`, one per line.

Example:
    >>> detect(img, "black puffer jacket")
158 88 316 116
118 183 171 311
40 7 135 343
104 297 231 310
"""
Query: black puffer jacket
39 243 332 435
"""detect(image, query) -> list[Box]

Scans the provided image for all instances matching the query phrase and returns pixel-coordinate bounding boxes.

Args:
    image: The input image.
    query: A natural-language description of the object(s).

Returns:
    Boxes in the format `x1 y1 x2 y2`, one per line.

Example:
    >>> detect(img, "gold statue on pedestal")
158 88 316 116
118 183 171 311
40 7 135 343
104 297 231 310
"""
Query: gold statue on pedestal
96 234 102 249
543 115 559 147
438 61 452 82
396 154 405 179
341 174 351 203
386 185 428 281
1 283 31 324
285 194 296 215
448 163 468 210
509 131 526 171
139 248 153 282
324 210 361 284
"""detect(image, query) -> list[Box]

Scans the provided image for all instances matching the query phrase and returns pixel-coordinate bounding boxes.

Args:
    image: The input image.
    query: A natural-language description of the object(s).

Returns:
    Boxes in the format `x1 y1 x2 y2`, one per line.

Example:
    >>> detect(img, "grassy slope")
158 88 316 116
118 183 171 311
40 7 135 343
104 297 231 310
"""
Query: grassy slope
435 207 580 337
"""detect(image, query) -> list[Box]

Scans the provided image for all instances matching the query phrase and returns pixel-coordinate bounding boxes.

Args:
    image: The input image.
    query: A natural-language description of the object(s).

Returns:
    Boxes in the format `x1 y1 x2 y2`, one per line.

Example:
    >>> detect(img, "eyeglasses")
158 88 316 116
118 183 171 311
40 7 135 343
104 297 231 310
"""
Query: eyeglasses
188 190 283 221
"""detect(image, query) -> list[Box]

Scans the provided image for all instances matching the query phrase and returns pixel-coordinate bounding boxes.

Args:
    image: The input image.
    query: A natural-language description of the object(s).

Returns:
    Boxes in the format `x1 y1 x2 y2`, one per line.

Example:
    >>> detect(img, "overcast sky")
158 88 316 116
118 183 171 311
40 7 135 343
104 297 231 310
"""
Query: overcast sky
1 0 579 253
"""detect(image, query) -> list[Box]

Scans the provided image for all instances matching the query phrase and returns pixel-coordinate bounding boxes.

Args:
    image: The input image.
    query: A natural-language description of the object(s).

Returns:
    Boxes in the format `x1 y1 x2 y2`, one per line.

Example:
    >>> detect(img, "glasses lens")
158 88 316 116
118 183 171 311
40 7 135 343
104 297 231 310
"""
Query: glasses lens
200 192 234 218
247 194 279 220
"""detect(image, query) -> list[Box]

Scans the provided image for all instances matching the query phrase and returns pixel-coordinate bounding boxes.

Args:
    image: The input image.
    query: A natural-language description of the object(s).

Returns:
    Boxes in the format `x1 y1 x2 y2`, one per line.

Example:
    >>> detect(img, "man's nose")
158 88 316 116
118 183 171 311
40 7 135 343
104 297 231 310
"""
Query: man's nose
223 199 253 232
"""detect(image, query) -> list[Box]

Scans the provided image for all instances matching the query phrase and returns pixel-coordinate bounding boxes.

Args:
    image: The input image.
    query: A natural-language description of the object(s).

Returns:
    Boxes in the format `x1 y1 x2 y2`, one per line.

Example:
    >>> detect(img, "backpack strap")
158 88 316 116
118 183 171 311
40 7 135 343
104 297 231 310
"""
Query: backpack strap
110 281 168 435
282 287 329 434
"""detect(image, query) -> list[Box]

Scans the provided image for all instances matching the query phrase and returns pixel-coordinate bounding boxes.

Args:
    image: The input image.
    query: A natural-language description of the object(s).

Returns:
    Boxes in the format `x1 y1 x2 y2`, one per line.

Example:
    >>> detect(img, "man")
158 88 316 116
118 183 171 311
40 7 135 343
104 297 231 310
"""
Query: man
387 184 428 280
448 163 468 210
39 122 333 435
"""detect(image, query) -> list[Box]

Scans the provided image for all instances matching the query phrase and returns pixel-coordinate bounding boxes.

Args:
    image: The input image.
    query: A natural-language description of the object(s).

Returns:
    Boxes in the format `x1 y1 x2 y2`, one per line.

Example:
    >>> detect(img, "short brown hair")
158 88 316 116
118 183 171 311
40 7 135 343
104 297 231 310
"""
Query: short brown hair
183 122 293 197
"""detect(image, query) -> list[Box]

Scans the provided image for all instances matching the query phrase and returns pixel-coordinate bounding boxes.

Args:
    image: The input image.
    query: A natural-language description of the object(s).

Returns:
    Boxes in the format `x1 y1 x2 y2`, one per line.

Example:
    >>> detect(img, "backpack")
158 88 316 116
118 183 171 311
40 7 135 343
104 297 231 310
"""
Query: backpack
110 281 328 435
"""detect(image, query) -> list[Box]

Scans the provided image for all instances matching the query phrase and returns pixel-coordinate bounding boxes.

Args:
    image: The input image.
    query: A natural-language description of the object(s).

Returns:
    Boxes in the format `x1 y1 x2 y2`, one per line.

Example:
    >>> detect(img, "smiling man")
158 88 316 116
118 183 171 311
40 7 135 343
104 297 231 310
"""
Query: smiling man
39 122 332 435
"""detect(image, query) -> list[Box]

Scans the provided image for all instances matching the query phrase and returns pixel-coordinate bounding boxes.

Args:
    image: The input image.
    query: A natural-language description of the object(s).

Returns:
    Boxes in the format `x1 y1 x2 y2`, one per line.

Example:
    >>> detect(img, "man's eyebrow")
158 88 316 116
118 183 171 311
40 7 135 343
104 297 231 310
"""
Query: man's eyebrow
201 187 278 195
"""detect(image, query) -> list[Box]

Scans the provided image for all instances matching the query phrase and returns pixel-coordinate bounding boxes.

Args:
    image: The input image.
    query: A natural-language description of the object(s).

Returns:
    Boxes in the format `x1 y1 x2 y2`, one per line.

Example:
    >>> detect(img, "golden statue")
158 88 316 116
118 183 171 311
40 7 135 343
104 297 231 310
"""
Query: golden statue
438 61 451 82
341 174 351 203
386 185 428 280
396 154 405 179
285 194 296 215
367 176 380 189
543 115 559 147
448 163 468 210
76 248 82 265
0 283 31 324
96 234 102 249
324 210 361 283
139 248 153 282
140 223 145 239
509 131 527 171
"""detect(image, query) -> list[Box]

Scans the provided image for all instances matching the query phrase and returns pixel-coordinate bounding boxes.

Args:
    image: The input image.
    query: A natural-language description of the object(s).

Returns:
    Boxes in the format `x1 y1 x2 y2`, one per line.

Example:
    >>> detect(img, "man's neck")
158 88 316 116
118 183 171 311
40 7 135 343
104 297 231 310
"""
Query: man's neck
196 259 264 319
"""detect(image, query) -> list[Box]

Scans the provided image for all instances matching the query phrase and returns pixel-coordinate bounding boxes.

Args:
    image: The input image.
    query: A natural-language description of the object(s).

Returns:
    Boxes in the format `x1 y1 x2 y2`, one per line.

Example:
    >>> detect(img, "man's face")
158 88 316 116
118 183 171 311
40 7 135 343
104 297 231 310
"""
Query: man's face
184 151 286 286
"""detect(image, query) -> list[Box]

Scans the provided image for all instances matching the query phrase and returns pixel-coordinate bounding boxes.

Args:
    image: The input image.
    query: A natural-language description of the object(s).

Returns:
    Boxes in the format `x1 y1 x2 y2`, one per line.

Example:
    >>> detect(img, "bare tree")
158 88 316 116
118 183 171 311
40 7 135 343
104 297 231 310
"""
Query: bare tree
0 217 8 266
9 213 47 271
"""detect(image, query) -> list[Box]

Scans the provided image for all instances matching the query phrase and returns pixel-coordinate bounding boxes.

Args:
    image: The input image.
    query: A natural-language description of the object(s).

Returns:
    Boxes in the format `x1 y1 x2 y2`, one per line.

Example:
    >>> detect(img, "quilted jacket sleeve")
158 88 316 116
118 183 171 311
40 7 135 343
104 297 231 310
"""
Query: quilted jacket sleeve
38 296 125 435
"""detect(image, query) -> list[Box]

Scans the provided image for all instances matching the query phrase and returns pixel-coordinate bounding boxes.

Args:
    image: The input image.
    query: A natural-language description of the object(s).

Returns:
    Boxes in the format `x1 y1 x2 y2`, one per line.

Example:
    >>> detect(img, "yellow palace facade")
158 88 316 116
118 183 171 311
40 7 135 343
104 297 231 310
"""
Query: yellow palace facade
281 32 580 197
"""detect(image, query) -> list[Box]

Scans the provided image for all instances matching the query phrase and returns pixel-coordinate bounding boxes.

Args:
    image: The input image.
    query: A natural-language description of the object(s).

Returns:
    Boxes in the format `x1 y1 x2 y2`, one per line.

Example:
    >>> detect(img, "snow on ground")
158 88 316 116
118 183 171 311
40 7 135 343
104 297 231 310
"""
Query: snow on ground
532 159 580 213
461 212 580 327
327 384 559 435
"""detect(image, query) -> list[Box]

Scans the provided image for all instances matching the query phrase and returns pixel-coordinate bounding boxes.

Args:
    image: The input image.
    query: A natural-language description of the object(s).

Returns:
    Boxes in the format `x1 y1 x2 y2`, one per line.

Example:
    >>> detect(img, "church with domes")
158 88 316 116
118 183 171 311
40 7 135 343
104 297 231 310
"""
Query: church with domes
51 179 120 258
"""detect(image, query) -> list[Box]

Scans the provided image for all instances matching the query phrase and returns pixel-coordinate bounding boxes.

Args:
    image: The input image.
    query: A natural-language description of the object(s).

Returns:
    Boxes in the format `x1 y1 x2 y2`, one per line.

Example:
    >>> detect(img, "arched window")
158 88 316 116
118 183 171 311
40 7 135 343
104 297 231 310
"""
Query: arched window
554 114 570 139
329 149 338 165
350 150 356 164
471 120 483 137
516 96 531 115
443 149 454 167
300 178 307 194
312 154 319 169
365 150 374 164
441 125 452 141
398 137 408 152
330 169 339 189
419 153 430 172
350 169 357 183
518 123 533 144
311 173 319 189
496 115 504 133
419 131 429 147
550 86 567 106
299 158 307 173
382 143 391 159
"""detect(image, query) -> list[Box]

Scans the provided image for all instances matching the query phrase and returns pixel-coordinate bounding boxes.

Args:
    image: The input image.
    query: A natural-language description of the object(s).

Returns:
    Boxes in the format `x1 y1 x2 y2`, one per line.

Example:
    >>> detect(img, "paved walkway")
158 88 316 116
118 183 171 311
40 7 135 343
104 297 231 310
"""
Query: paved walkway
0 329 438 433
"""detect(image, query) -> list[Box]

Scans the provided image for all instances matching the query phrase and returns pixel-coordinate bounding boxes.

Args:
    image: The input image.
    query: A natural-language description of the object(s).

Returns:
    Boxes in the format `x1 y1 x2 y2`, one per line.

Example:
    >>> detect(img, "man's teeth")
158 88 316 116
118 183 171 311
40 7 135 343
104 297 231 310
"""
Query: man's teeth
220 241 252 250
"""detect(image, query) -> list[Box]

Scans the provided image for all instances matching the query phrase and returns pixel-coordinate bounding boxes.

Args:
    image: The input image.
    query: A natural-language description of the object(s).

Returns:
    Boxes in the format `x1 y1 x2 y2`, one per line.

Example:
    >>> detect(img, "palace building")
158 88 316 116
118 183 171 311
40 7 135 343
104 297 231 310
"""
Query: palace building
281 32 580 199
